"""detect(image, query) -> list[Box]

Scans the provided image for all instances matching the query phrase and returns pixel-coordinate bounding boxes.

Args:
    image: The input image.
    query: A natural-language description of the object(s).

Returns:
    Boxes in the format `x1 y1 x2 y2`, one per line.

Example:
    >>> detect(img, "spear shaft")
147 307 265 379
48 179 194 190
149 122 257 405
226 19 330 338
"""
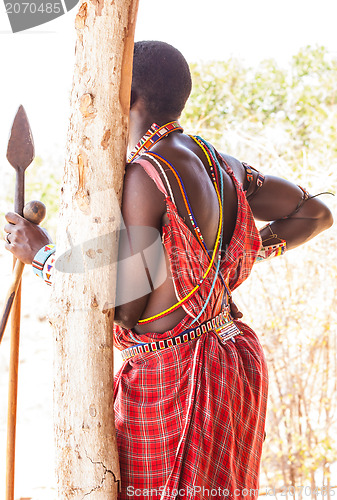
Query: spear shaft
5 105 34 500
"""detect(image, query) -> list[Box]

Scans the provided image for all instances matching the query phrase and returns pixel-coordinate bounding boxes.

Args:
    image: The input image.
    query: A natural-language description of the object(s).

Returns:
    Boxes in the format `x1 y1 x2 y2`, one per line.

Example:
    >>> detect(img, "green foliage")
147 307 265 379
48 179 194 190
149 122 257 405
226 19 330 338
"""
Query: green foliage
183 45 337 177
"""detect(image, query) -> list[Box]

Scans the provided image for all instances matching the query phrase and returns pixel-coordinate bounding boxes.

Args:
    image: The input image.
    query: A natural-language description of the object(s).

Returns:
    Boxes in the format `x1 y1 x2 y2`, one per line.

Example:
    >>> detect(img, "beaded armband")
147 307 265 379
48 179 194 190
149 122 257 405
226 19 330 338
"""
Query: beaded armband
32 244 56 282
242 162 265 200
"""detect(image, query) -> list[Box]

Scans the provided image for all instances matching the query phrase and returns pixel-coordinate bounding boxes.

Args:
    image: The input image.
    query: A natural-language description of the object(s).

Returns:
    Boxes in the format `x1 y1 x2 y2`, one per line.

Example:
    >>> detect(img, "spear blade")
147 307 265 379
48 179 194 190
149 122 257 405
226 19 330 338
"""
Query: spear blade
7 105 35 172
6 105 35 215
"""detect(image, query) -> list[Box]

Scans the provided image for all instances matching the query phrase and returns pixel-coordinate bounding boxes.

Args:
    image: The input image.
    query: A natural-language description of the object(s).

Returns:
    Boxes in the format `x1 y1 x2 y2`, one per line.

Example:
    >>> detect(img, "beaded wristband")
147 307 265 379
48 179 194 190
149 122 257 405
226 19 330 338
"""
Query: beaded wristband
256 240 286 263
32 244 56 279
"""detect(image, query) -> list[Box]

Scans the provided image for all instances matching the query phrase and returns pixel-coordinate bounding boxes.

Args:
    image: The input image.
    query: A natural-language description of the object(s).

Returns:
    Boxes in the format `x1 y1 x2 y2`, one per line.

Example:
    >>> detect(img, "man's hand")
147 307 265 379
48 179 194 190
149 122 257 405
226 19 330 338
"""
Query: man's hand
229 297 243 320
4 212 52 265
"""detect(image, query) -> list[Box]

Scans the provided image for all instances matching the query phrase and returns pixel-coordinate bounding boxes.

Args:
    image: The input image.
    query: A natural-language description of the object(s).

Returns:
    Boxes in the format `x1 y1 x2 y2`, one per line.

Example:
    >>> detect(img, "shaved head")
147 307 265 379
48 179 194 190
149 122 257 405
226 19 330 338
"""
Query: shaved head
132 41 192 118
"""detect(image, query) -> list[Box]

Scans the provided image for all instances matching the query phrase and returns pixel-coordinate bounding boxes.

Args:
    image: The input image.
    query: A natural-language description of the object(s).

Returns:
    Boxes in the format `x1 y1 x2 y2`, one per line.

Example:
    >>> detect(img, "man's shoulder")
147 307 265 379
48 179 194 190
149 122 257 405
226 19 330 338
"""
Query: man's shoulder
122 160 166 225
218 152 246 185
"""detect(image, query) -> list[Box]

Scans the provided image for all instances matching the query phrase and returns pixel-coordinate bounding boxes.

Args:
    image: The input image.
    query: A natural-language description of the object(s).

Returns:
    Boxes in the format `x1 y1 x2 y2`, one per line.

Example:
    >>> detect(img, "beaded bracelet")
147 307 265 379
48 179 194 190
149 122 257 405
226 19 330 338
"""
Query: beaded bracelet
32 244 56 279
256 240 287 263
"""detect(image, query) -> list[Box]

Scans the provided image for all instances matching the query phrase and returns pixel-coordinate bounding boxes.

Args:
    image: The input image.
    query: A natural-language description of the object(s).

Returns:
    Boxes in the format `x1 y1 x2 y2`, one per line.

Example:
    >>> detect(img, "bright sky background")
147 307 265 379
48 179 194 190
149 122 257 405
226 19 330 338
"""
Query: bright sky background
0 0 337 167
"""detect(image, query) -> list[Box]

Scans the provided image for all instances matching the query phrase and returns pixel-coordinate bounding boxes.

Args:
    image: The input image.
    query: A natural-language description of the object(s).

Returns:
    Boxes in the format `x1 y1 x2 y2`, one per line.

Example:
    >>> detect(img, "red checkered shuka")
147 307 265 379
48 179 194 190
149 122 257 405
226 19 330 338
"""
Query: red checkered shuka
113 153 268 499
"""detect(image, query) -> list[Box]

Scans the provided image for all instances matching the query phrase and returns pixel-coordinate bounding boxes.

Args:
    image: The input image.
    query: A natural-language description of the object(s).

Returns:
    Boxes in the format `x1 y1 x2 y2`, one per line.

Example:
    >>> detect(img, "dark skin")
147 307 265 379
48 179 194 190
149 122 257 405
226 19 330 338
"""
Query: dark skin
4 94 333 333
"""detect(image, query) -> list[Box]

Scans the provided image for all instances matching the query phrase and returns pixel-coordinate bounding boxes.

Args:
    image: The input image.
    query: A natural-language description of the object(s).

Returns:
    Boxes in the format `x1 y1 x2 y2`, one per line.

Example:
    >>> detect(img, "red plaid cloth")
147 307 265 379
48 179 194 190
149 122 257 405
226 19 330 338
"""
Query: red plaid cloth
114 154 268 499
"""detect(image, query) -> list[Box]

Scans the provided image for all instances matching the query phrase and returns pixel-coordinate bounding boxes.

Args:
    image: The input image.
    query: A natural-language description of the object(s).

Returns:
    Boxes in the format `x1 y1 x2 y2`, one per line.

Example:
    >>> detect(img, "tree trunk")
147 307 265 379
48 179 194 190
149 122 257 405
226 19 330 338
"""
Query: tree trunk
50 0 139 497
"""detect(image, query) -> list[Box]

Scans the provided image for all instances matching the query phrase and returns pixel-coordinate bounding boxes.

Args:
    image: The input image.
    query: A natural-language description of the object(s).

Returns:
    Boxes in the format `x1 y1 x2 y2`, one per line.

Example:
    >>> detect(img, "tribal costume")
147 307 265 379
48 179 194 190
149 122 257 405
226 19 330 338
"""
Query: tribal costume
31 124 275 499
113 135 269 499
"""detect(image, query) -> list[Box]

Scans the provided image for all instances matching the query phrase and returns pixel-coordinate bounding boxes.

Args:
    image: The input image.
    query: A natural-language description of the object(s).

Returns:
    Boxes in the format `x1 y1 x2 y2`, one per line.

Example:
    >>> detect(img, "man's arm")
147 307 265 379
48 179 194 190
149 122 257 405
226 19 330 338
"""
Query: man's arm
221 154 333 250
248 174 333 250
114 162 166 330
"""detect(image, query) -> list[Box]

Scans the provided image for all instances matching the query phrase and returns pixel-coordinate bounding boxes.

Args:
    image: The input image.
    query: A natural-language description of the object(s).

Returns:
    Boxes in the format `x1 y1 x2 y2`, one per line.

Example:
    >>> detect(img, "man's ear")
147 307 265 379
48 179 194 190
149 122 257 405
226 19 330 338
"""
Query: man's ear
130 89 137 108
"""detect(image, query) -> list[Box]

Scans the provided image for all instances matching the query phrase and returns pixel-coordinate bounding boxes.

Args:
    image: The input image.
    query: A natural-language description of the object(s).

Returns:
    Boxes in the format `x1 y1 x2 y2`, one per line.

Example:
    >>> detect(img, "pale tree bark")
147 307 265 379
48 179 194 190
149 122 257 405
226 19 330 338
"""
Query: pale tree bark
49 0 139 497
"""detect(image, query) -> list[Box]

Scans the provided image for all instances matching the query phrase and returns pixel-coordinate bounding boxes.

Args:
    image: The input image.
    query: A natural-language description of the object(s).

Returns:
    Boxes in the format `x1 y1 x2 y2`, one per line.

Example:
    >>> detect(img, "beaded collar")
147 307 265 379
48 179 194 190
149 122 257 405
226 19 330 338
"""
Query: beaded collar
127 120 183 163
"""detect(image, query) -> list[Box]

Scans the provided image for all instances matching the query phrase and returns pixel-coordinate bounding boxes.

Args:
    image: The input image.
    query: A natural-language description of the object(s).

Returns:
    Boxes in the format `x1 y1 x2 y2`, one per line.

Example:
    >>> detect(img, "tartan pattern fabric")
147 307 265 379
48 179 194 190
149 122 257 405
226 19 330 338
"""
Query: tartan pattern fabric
113 151 268 499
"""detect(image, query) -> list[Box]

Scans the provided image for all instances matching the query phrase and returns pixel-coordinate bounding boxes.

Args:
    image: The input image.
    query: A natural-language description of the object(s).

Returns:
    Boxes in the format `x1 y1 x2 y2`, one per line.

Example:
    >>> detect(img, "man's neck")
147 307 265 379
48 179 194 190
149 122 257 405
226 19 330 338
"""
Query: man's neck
128 109 179 151
129 120 154 151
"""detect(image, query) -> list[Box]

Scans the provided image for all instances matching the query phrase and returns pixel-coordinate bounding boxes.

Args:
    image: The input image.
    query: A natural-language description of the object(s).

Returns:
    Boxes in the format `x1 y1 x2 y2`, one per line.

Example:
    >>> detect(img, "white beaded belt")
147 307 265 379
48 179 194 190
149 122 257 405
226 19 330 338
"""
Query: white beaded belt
121 310 242 361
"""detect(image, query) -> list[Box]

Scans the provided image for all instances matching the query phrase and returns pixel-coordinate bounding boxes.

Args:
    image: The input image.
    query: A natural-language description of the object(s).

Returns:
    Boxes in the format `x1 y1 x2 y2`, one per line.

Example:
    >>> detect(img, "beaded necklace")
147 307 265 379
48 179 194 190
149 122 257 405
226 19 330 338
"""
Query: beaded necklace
142 146 227 326
127 121 183 163
129 124 220 254
148 136 231 295
128 123 230 325
148 151 208 251
136 140 226 325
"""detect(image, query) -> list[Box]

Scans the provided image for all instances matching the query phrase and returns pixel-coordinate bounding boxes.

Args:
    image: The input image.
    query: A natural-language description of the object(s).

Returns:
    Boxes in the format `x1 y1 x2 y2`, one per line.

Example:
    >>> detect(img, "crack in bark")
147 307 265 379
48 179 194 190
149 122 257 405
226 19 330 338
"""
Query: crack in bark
82 450 120 498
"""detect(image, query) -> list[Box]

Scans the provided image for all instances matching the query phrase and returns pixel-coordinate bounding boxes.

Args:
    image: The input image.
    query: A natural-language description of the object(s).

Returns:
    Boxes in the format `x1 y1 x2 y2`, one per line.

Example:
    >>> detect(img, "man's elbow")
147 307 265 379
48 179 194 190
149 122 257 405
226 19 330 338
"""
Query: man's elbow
309 197 334 231
319 205 334 231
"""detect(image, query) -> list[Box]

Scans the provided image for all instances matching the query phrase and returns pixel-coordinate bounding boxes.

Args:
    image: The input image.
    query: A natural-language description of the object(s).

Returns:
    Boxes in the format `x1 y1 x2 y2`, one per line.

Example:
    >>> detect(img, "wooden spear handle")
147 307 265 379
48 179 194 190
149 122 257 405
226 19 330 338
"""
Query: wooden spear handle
0 200 46 344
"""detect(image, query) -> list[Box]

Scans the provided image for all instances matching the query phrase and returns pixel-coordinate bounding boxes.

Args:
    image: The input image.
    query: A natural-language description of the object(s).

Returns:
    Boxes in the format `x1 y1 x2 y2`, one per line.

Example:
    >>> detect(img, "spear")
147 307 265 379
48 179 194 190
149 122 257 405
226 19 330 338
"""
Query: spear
4 105 38 500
